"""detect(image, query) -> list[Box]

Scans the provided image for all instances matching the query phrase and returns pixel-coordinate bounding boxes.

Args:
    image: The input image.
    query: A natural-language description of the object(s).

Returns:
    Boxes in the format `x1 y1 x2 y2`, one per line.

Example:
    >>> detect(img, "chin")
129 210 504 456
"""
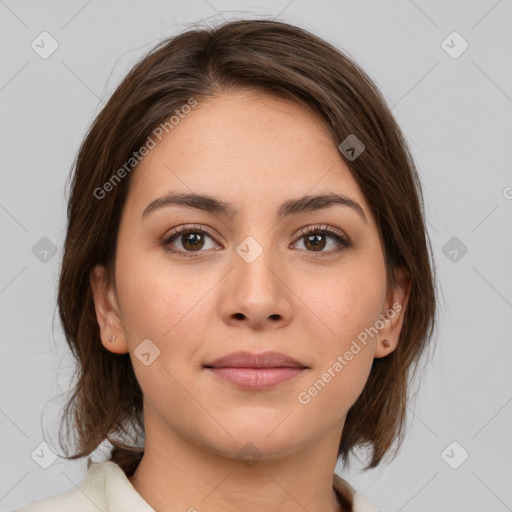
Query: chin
198 426 310 463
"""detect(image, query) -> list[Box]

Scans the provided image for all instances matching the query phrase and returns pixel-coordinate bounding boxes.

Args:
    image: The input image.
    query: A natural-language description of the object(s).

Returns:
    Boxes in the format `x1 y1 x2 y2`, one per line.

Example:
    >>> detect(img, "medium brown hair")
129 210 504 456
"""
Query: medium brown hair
57 18 438 475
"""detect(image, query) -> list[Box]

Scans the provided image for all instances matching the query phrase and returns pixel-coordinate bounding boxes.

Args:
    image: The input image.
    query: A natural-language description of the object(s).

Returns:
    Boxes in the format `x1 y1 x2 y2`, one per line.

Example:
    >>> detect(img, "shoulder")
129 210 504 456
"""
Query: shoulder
14 487 101 512
14 461 118 512
333 473 381 512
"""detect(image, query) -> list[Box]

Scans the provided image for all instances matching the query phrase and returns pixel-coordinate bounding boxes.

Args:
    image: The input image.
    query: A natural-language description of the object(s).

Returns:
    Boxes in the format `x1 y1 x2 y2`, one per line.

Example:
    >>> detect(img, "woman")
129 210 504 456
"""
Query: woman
17 18 437 512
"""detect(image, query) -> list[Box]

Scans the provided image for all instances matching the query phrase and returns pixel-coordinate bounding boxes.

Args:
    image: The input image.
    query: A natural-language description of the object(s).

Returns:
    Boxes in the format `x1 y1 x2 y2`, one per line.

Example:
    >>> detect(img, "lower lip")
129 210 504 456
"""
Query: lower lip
205 367 306 389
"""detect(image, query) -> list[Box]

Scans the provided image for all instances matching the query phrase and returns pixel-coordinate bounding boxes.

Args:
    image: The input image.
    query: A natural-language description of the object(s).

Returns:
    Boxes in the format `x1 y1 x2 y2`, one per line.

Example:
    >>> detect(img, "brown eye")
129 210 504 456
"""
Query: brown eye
180 232 205 251
163 225 219 256
303 233 327 251
294 225 350 255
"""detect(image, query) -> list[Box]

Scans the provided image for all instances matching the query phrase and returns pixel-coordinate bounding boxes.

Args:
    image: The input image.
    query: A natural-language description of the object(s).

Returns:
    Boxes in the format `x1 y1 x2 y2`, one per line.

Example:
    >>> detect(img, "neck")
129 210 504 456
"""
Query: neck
127 410 347 512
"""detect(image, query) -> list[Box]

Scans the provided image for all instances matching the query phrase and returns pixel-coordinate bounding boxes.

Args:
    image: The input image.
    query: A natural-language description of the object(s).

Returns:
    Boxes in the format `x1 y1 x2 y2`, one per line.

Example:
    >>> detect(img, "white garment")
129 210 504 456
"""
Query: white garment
15 460 380 512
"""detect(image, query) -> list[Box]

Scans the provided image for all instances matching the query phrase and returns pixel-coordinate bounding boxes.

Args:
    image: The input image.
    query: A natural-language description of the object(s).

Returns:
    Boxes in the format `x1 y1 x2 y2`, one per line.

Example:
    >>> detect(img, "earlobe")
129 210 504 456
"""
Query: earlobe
89 264 129 354
374 266 411 359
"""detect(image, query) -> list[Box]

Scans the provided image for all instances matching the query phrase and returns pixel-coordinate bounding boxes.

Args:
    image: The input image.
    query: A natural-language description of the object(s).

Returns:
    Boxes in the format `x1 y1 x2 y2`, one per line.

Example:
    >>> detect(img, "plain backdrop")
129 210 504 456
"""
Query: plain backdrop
1 1 511 511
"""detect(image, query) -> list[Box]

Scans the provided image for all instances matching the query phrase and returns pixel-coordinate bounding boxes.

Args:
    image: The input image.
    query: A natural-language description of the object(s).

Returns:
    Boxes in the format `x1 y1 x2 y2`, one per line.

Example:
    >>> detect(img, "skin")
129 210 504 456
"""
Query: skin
90 89 410 512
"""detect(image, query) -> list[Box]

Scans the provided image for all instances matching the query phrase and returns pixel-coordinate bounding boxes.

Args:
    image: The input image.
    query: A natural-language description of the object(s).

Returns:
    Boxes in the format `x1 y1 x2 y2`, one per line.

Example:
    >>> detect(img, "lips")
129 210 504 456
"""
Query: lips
204 351 307 369
204 351 308 390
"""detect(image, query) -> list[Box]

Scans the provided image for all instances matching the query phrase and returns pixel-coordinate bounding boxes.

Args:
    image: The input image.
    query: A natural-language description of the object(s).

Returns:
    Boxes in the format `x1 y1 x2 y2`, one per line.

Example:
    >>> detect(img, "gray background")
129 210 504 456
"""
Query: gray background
1 1 511 511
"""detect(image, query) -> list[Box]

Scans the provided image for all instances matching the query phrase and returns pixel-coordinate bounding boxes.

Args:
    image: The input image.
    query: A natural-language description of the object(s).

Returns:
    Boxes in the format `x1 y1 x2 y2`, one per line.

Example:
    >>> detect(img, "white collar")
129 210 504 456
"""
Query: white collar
72 461 379 512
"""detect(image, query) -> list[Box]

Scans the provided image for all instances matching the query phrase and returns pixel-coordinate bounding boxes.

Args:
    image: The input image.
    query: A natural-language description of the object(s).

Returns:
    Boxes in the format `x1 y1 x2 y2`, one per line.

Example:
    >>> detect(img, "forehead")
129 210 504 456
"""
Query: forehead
125 90 370 218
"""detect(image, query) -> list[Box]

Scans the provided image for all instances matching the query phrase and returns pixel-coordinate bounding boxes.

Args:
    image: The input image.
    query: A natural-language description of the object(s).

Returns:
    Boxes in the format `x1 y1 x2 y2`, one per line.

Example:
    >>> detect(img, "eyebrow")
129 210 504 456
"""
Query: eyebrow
141 191 367 224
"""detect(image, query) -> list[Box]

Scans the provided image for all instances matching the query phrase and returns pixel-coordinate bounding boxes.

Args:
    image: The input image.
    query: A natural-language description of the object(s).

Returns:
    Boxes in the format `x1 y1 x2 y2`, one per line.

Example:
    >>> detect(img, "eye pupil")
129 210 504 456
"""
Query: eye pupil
305 234 326 251
183 232 204 251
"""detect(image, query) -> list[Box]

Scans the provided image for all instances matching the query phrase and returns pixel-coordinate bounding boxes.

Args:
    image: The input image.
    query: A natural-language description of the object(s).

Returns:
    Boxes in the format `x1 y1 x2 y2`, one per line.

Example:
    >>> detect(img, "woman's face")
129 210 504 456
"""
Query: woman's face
91 89 409 462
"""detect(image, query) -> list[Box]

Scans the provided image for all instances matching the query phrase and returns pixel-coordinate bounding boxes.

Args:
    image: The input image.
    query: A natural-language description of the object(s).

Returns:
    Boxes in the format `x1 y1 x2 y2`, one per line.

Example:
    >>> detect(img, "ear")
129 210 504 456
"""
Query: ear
374 266 411 358
89 264 129 354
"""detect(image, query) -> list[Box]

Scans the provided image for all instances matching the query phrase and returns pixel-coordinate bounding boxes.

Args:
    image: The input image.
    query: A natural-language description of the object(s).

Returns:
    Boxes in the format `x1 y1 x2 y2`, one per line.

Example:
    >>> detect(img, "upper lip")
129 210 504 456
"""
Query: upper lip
204 351 308 369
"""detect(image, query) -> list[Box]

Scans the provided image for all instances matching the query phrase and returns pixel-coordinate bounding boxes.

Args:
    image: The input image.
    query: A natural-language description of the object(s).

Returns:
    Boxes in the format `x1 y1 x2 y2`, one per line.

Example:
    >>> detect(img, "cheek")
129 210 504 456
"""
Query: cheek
115 246 215 386
293 261 384 410
296 345 374 426
296 277 380 414
117 267 204 410
303 264 385 347
115 242 200 338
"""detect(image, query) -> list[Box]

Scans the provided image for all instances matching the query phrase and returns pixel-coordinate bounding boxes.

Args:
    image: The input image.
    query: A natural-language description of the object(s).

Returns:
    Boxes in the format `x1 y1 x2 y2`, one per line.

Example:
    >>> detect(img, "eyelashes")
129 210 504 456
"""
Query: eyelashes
296 225 350 253
163 224 220 257
162 223 351 258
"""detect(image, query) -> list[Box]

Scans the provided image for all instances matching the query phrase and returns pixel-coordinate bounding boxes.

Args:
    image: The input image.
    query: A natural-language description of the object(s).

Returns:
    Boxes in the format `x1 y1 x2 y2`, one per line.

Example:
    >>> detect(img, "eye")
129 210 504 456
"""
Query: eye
292 224 350 255
162 223 351 258
163 225 220 257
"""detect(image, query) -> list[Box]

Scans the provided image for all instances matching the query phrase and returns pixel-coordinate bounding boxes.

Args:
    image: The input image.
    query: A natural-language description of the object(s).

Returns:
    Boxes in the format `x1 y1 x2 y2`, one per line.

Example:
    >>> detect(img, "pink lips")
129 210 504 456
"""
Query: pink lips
204 351 308 390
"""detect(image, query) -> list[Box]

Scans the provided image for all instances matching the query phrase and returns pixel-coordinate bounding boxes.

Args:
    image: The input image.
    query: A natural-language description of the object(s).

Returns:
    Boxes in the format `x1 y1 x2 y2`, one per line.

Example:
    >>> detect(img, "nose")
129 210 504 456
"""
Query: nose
220 240 293 330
